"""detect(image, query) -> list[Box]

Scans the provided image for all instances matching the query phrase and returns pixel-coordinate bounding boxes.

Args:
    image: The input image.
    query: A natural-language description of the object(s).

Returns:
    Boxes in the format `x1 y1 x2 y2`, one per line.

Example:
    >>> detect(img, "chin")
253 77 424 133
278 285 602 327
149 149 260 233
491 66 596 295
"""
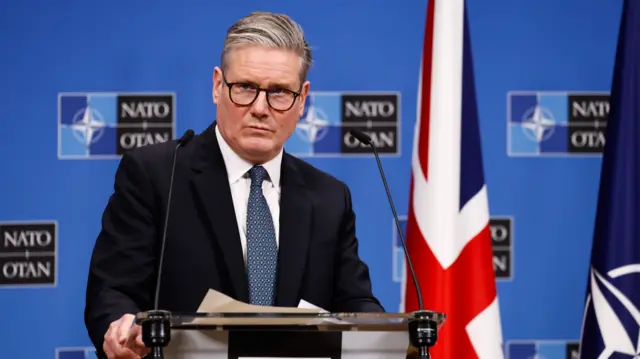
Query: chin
240 138 277 158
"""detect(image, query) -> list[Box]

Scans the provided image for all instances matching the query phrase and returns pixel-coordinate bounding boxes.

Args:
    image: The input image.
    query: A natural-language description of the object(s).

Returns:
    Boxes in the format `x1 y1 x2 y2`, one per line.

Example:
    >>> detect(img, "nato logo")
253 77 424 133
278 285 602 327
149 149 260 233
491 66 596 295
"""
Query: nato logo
58 92 175 159
56 347 96 359
581 264 640 357
507 91 609 157
285 92 400 157
506 340 579 359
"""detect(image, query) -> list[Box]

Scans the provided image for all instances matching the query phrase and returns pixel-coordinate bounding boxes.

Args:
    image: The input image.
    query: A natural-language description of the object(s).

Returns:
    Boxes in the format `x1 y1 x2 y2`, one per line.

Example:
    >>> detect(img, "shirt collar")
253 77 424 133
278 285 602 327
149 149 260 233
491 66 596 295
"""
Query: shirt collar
215 125 282 192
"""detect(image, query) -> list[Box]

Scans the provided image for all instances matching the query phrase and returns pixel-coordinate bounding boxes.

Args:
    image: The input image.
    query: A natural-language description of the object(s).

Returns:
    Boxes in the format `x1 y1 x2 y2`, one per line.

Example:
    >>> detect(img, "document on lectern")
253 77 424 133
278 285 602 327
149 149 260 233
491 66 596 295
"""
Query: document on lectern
196 289 324 313
190 289 338 326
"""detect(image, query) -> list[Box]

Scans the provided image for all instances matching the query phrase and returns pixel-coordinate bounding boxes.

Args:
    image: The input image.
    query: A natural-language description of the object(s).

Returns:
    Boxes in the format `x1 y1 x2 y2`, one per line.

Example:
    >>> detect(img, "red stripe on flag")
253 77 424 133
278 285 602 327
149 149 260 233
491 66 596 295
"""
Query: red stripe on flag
417 0 437 180
404 197 497 357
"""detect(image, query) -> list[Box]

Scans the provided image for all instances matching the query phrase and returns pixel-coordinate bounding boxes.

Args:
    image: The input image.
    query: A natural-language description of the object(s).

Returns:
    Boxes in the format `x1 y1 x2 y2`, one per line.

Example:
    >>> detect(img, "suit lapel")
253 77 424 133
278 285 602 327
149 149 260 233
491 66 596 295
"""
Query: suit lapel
275 154 312 307
190 124 249 303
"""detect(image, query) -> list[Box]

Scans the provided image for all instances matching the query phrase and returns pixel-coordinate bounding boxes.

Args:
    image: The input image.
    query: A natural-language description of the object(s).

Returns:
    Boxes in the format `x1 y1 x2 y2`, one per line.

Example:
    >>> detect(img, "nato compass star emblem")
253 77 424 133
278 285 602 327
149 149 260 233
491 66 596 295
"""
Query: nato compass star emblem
520 105 555 143
587 265 640 358
69 106 106 147
295 104 330 144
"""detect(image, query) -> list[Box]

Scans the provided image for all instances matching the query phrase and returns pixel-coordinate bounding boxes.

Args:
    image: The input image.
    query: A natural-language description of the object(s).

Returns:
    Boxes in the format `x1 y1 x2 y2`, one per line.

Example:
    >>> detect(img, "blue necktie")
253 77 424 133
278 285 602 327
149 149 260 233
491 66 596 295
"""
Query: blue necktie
246 165 278 306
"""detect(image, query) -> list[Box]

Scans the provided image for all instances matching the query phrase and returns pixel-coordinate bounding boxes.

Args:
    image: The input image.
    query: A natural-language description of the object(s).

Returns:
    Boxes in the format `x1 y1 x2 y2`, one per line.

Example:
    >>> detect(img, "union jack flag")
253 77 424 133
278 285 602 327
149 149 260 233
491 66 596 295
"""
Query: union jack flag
401 0 504 358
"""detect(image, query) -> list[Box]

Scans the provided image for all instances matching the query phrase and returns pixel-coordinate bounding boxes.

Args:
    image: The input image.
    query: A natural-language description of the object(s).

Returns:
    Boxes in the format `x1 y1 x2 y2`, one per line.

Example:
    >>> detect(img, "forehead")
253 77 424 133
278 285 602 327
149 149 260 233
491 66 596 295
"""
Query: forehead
224 45 301 88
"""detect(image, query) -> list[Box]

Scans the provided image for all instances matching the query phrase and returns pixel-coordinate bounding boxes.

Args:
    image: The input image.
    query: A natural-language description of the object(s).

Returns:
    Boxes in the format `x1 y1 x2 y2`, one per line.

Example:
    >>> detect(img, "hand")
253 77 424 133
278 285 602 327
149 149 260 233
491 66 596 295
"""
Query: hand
103 314 151 359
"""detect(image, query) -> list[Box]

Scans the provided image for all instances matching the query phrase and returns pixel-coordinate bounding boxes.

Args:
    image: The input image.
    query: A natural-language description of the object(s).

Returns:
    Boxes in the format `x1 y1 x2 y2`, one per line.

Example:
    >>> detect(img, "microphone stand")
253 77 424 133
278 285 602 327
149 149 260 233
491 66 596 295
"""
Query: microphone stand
349 129 438 359
141 129 194 359
141 309 172 359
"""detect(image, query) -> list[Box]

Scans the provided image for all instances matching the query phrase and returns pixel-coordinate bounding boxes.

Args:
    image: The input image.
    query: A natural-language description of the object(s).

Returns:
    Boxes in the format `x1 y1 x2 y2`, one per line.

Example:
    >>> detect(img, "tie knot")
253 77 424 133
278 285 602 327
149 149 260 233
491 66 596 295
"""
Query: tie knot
249 165 269 186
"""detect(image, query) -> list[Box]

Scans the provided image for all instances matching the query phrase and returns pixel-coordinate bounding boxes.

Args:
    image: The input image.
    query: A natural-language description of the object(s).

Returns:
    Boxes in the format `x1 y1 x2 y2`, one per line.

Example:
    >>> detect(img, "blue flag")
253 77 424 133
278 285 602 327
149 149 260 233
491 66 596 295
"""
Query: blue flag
578 1 640 358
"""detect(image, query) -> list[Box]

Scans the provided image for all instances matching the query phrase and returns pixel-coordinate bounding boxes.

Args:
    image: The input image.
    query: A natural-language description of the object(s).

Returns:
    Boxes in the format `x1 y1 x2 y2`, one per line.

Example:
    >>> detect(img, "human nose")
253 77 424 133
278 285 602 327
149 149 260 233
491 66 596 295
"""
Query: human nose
250 91 269 117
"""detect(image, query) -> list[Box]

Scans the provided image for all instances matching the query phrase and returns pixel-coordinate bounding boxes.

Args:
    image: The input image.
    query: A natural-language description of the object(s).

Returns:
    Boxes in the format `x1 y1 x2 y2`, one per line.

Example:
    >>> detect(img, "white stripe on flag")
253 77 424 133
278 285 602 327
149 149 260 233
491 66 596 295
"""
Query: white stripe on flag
412 0 467 270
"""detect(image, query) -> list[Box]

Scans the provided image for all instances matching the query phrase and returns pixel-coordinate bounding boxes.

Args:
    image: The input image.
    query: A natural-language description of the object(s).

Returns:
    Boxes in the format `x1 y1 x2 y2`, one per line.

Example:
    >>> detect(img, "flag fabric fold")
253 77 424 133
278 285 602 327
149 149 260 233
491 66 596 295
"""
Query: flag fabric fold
401 0 504 358
578 1 640 358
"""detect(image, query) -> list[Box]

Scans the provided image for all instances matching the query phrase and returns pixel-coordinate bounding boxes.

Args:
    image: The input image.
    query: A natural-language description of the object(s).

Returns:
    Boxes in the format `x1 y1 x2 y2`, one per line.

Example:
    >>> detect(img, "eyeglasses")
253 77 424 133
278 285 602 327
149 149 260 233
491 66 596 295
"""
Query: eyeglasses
222 74 301 111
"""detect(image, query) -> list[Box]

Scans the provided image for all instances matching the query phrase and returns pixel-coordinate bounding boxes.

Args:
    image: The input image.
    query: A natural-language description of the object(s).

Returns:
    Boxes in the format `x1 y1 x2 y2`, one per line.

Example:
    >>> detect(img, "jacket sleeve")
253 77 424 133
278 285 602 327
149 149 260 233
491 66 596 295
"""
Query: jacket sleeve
330 184 385 313
84 151 159 357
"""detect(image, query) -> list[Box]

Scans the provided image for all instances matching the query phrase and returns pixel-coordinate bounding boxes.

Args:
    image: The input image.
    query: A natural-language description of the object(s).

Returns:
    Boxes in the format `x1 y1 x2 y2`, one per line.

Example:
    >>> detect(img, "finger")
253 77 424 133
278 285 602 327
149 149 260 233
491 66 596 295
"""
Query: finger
123 325 148 357
104 335 124 358
102 342 113 359
105 321 123 355
107 318 136 357
136 335 145 349
106 318 126 345
124 324 143 348
127 348 142 359
123 324 137 346
118 315 136 343
133 327 146 348
105 337 129 359
118 347 140 359
110 344 139 359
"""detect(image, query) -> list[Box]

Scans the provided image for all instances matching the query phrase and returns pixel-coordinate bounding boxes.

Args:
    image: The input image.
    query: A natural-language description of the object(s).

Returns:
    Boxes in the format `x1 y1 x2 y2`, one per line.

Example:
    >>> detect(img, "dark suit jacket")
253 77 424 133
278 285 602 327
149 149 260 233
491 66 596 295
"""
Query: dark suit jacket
84 122 384 355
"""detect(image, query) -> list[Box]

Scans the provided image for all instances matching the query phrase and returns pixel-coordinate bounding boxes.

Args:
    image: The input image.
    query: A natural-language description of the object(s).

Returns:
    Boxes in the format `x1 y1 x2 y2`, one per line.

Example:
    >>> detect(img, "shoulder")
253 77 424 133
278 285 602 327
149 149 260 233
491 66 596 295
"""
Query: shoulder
115 139 179 177
105 141 178 204
118 129 202 174
113 133 203 192
123 138 180 164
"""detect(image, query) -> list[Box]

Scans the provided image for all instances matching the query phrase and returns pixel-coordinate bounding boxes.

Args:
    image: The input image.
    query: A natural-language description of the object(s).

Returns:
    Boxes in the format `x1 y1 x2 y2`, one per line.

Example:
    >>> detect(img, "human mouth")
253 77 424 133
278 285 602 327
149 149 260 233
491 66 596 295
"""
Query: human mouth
247 125 272 132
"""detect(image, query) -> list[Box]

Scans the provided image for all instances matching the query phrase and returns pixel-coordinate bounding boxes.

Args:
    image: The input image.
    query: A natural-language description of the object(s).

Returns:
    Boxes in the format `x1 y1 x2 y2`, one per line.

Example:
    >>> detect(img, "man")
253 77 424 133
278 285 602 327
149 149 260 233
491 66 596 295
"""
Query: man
84 11 384 359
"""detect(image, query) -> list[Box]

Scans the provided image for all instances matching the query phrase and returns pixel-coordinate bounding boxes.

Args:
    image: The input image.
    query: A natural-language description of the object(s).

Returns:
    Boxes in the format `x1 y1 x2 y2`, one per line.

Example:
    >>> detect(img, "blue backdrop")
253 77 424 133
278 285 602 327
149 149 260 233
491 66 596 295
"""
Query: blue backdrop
0 0 625 358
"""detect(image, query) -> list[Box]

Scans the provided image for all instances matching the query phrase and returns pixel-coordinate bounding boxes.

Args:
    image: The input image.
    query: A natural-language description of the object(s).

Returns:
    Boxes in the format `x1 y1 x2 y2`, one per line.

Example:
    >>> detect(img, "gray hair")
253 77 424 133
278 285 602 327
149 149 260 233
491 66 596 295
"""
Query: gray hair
221 11 313 85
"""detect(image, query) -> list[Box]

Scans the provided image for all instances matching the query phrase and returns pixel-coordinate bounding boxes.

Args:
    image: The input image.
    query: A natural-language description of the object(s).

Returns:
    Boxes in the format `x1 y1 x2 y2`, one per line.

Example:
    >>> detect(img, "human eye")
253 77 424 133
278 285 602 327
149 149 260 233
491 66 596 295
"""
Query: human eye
268 87 291 97
235 83 257 92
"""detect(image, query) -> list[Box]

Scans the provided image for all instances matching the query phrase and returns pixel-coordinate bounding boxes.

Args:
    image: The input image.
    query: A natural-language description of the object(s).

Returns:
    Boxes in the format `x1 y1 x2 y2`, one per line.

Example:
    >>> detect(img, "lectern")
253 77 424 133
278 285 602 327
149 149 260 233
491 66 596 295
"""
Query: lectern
136 310 446 359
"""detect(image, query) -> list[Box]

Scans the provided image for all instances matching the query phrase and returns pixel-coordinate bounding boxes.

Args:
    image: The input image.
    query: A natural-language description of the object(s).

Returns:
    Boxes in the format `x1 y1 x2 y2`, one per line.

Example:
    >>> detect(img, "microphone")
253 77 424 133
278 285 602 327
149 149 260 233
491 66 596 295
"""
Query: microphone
142 129 195 359
348 128 437 359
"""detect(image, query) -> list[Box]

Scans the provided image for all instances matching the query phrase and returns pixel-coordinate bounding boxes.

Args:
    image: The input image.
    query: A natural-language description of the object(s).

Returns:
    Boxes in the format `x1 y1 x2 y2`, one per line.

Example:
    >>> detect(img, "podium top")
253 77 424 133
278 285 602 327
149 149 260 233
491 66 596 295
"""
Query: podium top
135 310 446 332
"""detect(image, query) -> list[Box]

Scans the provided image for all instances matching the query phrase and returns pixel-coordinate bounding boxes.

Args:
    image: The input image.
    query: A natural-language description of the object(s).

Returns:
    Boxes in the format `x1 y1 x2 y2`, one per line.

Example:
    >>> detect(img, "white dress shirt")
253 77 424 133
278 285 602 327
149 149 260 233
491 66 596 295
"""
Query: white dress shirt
215 126 282 263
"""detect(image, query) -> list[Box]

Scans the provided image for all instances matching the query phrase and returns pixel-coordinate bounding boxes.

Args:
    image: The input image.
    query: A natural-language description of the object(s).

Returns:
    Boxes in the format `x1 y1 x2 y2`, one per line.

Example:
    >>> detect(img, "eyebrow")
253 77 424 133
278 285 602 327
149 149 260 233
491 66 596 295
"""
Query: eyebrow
233 78 298 91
